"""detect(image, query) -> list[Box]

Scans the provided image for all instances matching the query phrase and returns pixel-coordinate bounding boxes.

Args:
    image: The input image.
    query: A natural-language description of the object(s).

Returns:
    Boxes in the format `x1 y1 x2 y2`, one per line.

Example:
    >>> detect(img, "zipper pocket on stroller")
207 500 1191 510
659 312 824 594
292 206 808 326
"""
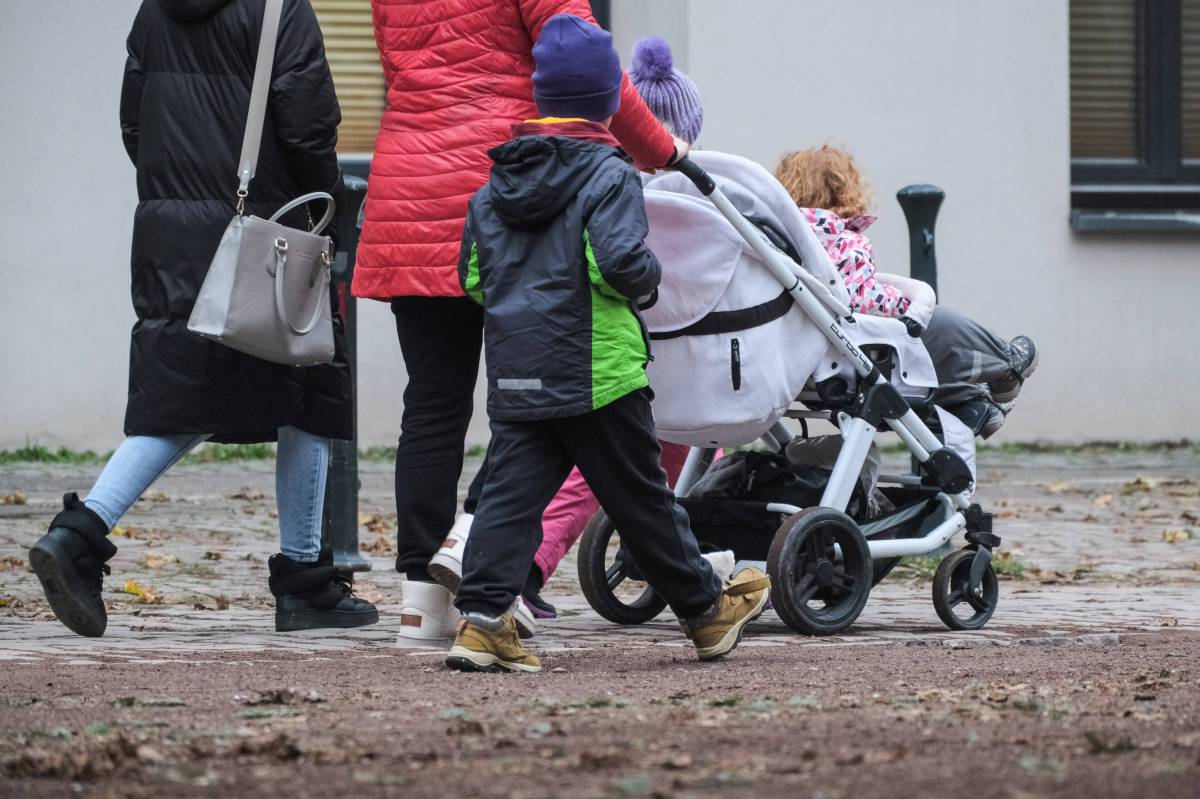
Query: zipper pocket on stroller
731 338 742 391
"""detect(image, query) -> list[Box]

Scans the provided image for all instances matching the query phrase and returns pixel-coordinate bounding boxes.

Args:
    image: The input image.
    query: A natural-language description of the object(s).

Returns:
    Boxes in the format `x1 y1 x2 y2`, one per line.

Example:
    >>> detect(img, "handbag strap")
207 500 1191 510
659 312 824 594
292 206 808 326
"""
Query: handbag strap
236 0 285 208
272 240 329 336
269 191 336 233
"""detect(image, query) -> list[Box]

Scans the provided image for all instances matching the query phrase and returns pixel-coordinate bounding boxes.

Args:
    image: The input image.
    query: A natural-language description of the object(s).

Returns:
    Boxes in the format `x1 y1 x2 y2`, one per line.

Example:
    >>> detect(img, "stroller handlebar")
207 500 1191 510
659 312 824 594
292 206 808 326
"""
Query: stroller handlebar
670 157 716 196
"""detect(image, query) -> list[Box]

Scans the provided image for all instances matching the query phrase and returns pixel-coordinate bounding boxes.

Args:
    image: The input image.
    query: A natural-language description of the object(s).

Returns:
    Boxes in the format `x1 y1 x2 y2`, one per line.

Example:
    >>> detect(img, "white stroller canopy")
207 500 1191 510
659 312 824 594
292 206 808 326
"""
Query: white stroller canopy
640 151 936 447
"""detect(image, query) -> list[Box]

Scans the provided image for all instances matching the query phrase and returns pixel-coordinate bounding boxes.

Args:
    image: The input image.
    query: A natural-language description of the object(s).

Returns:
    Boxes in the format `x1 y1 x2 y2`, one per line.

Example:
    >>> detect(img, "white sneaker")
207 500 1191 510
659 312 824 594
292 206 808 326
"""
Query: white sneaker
511 595 536 640
426 513 537 639
397 580 460 640
428 513 471 593
702 550 737 582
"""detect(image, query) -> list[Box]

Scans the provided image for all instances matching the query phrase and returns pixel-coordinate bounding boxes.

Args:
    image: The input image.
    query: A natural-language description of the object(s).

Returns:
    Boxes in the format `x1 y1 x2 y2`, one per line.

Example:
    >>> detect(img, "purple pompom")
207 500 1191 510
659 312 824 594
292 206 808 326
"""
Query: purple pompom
632 36 674 81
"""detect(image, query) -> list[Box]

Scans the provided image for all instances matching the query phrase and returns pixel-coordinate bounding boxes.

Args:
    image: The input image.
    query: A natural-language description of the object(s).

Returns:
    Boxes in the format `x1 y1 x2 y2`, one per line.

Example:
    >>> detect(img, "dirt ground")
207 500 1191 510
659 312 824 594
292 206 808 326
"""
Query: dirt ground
1 632 1198 799
1 447 1198 797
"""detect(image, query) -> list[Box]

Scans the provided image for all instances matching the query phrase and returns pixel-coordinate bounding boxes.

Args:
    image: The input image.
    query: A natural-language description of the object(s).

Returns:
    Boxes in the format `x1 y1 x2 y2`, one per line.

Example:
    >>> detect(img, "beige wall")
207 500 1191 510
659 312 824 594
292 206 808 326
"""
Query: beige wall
1 0 1196 452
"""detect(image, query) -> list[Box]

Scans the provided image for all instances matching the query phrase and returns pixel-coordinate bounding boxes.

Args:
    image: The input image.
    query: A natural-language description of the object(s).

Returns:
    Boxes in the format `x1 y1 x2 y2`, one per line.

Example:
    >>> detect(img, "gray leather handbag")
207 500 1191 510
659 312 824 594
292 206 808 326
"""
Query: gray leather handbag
188 0 336 366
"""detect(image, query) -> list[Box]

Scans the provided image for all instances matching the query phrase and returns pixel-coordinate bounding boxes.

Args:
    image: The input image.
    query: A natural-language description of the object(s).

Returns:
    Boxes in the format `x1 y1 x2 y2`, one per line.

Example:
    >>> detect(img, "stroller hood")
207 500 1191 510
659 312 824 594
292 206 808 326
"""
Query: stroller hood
486 136 615 230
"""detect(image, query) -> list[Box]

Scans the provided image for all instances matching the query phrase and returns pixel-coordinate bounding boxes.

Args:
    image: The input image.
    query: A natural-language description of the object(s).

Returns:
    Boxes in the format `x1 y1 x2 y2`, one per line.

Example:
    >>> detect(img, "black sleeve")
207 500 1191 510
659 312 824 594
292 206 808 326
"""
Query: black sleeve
118 10 147 166
583 165 661 301
268 0 342 207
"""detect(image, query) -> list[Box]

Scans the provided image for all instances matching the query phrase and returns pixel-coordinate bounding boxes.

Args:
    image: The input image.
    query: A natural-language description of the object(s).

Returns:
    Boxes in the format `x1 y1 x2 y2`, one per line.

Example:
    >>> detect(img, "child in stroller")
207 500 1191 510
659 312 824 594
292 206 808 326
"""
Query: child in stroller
774 145 1039 439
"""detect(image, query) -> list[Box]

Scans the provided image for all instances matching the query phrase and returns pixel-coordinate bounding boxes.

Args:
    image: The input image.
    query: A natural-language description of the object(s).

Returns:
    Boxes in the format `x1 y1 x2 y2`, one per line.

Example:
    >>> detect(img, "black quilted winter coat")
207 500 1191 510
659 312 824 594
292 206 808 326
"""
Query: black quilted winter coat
119 0 352 442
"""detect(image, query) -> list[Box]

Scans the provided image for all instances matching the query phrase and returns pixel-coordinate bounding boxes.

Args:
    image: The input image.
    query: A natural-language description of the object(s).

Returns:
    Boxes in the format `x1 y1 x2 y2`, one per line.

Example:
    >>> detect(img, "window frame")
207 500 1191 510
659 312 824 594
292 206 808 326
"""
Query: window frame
1071 0 1200 224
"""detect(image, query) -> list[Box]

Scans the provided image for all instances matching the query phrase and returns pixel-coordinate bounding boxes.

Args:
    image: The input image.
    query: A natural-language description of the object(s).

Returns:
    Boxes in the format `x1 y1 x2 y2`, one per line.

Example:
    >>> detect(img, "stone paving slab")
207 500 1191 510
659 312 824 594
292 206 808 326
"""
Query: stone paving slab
1 448 1197 664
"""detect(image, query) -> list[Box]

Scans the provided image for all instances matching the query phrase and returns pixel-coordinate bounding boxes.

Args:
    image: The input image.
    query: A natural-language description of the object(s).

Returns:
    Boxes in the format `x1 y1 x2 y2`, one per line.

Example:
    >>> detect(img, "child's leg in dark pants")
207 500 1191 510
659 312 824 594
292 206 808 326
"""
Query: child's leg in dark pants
455 420 574 617
555 389 721 620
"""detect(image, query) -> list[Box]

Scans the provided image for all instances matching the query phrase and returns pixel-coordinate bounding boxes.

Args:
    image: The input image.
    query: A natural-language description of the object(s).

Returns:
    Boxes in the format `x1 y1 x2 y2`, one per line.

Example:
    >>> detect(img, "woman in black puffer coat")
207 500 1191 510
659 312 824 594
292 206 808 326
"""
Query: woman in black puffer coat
28 0 375 638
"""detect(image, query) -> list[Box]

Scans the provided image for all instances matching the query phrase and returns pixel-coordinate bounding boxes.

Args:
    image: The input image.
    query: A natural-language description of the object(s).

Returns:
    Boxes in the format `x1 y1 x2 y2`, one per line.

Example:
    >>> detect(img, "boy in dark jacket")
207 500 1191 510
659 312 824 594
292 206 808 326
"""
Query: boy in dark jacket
446 14 770 673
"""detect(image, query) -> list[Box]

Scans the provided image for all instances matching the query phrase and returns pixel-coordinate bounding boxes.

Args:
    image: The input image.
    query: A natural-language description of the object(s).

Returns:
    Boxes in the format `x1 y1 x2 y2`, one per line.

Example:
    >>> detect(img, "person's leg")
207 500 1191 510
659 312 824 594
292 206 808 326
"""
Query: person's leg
391 297 484 581
269 425 378 631
274 425 330 563
83 434 209 530
557 391 721 620
455 419 573 617
31 433 207 638
532 468 599 584
923 306 1038 405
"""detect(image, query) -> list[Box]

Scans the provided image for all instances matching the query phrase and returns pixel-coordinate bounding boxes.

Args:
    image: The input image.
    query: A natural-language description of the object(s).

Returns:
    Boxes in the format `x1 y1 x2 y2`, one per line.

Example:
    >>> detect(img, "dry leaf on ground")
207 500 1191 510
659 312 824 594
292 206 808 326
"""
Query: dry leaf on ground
139 489 169 503
141 553 177 569
1 492 28 505
120 579 163 605
229 488 266 501
1120 477 1156 495
0 557 29 572
1093 494 1114 508
1162 529 1192 544
203 550 223 561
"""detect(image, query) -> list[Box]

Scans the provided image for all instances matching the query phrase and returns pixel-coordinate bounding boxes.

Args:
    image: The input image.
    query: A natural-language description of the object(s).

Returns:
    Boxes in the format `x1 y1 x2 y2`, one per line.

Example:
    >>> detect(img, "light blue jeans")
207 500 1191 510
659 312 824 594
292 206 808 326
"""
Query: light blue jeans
83 426 330 562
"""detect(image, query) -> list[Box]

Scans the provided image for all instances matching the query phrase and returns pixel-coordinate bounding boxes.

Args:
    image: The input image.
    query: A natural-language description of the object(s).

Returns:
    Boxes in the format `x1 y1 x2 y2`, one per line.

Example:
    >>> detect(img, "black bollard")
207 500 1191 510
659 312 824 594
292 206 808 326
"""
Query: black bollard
896 184 944 296
322 175 370 576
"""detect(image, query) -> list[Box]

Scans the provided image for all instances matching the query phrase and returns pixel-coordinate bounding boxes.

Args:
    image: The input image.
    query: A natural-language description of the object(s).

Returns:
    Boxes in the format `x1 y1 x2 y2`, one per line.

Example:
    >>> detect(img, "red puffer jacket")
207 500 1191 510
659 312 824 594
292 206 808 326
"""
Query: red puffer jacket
353 0 676 300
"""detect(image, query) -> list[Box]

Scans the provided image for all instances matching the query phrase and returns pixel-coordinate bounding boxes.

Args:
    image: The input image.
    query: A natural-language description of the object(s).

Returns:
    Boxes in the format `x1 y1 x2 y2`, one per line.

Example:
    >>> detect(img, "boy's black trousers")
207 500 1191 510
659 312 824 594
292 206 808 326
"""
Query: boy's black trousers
456 388 721 619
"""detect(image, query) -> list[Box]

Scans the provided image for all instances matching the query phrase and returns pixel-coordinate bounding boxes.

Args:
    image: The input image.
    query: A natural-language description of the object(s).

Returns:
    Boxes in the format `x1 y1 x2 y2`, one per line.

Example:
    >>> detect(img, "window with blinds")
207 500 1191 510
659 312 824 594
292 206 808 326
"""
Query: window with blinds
1184 1 1200 159
1070 0 1200 220
312 0 385 154
1070 0 1140 160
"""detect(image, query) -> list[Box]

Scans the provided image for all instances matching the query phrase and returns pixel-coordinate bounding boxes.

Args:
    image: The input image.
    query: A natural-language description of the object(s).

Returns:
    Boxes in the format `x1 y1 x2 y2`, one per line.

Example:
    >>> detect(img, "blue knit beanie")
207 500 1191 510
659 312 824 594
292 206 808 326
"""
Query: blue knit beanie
629 37 703 144
532 14 623 121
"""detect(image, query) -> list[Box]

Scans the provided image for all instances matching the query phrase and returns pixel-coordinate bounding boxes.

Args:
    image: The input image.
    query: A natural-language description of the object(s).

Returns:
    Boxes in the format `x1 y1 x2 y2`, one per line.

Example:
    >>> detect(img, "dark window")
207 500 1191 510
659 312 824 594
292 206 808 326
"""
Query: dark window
1070 0 1200 228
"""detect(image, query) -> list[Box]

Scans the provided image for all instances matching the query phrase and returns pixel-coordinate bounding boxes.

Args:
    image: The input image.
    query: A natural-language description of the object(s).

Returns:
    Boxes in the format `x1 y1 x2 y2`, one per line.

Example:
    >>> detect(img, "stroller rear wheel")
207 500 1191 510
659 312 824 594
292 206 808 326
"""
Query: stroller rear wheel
932 548 998 630
767 508 872 636
578 511 669 625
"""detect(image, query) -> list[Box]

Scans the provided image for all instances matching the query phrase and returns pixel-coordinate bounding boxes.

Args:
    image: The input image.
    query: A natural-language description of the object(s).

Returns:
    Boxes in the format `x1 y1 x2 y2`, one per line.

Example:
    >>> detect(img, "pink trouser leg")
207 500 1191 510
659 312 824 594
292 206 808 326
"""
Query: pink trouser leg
534 441 699 581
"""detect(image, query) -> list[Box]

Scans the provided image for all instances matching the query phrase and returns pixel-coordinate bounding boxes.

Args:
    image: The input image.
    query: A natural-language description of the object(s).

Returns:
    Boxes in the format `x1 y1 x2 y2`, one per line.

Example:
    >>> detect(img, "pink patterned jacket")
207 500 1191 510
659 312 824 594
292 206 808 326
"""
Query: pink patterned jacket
800 208 910 318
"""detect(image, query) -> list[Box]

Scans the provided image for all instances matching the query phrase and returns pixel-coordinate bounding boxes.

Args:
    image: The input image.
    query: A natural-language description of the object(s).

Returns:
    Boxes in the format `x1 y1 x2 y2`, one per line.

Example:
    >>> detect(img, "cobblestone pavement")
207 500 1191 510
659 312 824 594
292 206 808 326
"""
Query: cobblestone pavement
1 447 1197 662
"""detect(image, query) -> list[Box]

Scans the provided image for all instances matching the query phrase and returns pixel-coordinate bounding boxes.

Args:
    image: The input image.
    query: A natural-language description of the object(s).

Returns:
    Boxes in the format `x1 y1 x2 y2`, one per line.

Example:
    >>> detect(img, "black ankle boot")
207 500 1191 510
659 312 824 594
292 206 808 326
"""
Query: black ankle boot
29 493 117 637
268 548 379 632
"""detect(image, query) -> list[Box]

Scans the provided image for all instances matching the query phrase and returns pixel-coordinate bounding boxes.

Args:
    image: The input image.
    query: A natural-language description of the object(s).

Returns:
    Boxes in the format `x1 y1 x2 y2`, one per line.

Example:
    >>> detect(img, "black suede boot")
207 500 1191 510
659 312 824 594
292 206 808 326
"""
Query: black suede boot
29 493 117 637
268 548 379 632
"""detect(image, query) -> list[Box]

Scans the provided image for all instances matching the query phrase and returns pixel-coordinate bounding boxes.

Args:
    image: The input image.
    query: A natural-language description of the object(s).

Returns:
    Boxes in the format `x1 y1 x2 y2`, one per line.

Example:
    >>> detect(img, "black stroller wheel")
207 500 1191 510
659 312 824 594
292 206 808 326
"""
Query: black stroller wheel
932 549 998 630
767 508 872 636
578 511 668 625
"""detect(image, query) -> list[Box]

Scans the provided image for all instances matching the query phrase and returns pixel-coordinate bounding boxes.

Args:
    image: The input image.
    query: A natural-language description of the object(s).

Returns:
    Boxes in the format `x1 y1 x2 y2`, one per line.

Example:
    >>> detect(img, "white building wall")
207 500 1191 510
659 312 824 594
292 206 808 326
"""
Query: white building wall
1 0 1195 451
613 0 1200 443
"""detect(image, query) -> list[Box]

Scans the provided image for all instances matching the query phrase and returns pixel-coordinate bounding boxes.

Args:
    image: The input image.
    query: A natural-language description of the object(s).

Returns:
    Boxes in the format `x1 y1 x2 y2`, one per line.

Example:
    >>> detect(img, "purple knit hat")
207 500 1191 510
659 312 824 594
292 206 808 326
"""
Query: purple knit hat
532 15 623 121
628 37 703 144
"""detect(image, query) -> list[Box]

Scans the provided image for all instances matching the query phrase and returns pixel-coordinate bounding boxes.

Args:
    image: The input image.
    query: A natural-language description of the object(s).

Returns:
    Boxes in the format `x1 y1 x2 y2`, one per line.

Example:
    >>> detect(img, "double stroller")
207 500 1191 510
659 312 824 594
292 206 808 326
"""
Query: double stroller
577 152 1000 635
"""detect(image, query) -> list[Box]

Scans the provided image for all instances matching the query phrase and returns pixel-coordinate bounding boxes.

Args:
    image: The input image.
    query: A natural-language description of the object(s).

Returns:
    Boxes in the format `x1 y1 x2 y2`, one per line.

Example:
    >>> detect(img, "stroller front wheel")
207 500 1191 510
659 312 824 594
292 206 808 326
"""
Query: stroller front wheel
932 548 998 631
767 508 872 636
578 511 669 625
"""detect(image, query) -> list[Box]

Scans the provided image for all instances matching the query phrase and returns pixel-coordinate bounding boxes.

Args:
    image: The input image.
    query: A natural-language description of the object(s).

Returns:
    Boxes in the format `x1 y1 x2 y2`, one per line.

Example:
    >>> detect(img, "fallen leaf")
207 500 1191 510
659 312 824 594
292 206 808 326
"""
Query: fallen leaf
1120 477 1156 495
1157 617 1179 627
141 553 176 569
139 489 169 503
120 579 163 605
0 556 29 572
1044 480 1074 495
1 492 28 506
229 487 266 501
203 550 223 561
1093 495 1114 508
1162 528 1192 544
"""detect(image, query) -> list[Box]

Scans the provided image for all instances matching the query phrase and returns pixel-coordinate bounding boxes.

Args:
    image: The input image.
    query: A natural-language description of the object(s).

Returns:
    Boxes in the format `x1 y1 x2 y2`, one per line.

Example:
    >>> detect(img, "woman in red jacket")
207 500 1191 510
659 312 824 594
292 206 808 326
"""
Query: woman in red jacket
355 0 684 606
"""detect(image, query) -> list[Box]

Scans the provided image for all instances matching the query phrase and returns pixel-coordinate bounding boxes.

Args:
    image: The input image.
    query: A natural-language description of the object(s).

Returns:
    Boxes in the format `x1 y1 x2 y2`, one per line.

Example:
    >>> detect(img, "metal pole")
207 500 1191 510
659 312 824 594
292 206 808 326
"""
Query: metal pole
895 184 944 296
322 175 370 575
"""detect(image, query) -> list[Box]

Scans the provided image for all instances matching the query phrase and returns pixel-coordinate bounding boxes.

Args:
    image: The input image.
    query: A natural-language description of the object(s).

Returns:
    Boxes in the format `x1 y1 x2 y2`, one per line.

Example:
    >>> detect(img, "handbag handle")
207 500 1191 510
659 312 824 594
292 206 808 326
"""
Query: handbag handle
269 191 336 233
236 0 285 204
272 240 329 336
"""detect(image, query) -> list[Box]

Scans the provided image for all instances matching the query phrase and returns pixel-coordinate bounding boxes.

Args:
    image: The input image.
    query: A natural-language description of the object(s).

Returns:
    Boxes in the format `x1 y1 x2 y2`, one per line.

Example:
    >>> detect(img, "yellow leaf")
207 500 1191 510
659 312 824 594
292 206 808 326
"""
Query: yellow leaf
141 553 176 569
111 526 130 537
1093 494 1113 508
121 579 162 605
1162 529 1191 544
0 598 9 607
1 492 27 506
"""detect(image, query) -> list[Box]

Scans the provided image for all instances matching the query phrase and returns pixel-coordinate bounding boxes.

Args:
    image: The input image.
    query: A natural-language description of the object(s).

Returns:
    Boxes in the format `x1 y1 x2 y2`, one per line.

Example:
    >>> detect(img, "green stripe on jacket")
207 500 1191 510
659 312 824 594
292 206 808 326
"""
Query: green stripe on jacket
583 231 649 410
464 242 483 304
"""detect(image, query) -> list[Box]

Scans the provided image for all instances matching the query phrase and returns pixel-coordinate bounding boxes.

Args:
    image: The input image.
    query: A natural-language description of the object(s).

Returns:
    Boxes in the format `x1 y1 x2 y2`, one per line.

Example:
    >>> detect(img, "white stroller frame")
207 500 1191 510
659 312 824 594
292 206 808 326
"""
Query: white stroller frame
664 158 998 629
